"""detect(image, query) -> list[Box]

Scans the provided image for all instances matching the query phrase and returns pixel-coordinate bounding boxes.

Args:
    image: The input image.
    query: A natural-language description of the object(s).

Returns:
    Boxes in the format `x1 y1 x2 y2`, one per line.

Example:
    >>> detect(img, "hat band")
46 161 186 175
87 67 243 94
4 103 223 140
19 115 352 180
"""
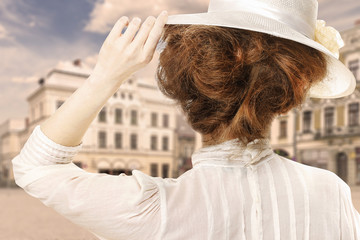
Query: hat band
208 0 314 39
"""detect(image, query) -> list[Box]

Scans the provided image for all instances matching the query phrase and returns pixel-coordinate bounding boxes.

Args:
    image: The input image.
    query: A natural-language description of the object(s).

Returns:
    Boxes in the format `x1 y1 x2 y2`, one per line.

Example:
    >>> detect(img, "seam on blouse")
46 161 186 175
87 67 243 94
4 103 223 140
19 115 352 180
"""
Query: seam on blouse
152 177 166 240
264 161 280 240
340 179 355 240
247 166 263 240
216 168 229 240
276 154 297 240
236 168 246 239
338 178 342 240
291 160 310 240
198 168 214 239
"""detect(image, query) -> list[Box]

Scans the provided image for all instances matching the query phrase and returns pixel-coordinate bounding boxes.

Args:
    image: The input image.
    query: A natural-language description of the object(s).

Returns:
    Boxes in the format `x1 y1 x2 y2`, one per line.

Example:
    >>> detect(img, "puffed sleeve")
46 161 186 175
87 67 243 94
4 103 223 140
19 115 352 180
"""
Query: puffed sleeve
11 125 161 240
338 176 360 239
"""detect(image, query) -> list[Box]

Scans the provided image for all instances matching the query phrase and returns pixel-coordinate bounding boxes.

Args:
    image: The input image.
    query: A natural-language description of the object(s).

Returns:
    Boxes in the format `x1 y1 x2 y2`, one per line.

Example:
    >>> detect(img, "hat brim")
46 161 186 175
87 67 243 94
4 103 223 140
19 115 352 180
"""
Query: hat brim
166 11 356 99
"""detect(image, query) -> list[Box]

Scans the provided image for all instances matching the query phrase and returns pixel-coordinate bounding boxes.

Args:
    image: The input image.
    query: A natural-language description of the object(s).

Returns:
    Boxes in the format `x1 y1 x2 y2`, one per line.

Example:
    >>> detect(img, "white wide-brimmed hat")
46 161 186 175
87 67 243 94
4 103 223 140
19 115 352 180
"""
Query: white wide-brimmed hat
166 0 356 99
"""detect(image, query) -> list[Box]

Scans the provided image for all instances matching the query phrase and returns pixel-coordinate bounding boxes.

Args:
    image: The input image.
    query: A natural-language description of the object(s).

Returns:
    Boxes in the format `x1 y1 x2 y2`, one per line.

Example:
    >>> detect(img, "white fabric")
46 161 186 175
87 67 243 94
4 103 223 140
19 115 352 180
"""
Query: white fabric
207 0 314 38
12 125 360 239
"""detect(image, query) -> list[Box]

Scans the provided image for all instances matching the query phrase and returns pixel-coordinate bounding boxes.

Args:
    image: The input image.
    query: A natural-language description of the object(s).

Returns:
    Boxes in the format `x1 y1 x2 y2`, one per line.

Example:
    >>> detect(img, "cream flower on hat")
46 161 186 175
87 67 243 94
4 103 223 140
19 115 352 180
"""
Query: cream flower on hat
314 20 345 59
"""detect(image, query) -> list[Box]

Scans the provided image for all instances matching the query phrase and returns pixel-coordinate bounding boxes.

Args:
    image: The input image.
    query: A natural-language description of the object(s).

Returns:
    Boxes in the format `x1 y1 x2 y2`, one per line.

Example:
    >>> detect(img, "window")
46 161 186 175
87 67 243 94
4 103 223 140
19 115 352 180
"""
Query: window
303 111 312 133
151 112 158 127
162 164 169 178
56 100 64 109
279 120 287 138
115 108 122 124
349 103 359 127
129 93 133 100
151 135 157 150
163 114 169 128
349 59 359 81
99 107 107 122
113 92 117 98
98 131 107 148
162 136 169 151
151 163 158 177
130 110 137 125
324 107 335 134
130 134 137 150
115 133 122 149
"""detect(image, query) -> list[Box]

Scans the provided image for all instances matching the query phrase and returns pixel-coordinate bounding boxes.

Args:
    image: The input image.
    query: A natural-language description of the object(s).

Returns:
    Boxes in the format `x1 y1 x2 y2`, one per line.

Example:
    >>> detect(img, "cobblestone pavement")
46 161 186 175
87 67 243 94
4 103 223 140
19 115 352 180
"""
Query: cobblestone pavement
1 186 360 240
0 188 98 240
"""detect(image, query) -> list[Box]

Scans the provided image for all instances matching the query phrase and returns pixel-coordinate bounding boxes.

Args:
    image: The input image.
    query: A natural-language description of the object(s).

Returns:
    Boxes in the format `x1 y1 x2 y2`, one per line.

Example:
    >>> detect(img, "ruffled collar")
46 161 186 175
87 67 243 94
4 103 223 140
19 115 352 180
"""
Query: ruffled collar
191 138 274 168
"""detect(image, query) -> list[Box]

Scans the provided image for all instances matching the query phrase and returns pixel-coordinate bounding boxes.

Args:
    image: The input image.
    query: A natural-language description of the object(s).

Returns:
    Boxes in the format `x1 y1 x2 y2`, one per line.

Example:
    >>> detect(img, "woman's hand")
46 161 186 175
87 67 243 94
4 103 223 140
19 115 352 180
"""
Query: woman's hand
40 11 168 147
90 11 168 86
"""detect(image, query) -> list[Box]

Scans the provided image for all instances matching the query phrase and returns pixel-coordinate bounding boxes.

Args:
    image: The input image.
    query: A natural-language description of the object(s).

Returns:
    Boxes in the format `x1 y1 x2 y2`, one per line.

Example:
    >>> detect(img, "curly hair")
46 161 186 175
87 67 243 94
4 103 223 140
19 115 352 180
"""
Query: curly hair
156 25 327 146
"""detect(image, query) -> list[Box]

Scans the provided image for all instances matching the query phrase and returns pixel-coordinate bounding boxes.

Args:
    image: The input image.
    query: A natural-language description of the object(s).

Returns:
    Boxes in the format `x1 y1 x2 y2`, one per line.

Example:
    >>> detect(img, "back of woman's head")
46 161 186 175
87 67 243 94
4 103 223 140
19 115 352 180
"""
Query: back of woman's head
156 25 327 146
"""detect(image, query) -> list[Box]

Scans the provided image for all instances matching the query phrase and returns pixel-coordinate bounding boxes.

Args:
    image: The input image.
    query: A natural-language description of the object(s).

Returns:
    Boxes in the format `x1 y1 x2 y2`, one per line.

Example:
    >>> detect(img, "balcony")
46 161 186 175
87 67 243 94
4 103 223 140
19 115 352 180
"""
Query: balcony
313 125 360 140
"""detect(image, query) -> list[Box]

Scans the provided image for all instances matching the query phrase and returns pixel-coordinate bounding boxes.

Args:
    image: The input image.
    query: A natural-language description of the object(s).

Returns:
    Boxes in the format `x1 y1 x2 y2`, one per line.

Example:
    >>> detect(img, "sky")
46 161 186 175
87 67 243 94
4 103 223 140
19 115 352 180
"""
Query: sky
0 0 359 125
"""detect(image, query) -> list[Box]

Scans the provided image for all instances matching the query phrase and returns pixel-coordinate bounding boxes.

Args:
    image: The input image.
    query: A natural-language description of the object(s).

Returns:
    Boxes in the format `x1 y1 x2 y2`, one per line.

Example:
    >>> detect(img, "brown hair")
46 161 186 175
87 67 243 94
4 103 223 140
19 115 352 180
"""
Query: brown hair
156 25 327 146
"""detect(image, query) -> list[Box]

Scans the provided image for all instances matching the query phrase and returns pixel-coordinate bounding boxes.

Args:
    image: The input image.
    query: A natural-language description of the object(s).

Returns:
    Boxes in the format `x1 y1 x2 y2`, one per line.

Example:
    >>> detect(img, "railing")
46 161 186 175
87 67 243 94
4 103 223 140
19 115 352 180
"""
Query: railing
311 125 360 139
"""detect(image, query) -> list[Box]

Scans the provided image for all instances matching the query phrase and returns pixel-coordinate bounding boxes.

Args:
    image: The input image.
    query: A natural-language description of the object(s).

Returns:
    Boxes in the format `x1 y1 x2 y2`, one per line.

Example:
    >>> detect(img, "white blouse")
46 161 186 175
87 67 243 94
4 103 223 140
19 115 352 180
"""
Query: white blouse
12 125 360 240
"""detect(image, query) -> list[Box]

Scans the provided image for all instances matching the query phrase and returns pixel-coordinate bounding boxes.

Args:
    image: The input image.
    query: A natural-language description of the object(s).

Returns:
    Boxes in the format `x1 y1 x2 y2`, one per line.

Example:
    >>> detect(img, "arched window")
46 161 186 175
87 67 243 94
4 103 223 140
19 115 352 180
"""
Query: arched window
115 108 123 124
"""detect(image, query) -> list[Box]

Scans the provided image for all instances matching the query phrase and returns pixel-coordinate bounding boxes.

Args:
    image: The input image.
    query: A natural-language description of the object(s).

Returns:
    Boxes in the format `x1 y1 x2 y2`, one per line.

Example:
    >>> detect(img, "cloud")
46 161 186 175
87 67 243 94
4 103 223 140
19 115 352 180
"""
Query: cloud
83 0 208 34
0 23 11 40
0 0 50 41
318 0 360 31
0 0 34 27
0 33 100 124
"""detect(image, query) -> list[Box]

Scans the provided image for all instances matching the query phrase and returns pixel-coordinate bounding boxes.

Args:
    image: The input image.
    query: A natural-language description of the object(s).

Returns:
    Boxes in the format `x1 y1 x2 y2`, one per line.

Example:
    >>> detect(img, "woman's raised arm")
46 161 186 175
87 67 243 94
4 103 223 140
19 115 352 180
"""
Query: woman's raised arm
40 11 168 147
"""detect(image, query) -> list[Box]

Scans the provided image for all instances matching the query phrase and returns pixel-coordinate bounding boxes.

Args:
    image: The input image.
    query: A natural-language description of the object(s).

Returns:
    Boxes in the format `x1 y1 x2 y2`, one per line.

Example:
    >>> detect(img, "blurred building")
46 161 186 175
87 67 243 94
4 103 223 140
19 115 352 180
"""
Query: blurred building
270 21 360 186
0 119 26 187
174 113 196 177
0 59 196 186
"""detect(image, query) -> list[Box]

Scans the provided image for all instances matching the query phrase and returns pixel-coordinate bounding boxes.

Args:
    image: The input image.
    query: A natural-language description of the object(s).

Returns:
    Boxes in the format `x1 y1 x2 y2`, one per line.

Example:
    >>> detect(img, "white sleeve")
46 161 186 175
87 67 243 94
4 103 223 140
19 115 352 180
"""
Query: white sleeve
11 125 161 240
338 176 360 240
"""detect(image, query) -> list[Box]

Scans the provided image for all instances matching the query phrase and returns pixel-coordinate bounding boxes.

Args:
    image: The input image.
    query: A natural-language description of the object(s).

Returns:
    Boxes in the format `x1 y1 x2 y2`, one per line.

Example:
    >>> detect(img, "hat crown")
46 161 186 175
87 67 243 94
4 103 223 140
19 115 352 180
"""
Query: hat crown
208 0 318 38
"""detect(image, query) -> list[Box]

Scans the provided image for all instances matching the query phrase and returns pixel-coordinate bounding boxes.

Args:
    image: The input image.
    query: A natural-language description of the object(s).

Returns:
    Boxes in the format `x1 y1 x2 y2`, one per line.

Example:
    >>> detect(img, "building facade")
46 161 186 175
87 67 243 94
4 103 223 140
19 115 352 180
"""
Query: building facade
174 113 196 177
0 59 190 186
270 22 360 186
0 119 26 187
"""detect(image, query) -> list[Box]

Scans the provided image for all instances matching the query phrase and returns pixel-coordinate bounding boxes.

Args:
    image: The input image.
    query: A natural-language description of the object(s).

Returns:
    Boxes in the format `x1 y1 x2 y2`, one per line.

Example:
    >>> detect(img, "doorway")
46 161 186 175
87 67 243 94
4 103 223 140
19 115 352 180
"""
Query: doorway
336 152 348 183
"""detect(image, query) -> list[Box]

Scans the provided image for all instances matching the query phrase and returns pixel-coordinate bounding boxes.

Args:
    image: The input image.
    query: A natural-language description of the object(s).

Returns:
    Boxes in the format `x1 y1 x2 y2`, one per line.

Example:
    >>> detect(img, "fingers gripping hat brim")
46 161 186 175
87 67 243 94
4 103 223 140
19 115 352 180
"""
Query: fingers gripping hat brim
166 11 356 99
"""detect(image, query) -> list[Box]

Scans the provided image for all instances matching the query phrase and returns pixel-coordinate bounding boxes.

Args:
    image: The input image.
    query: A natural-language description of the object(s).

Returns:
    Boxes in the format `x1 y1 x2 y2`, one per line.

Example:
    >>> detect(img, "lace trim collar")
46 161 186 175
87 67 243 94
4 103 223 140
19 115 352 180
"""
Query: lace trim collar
191 138 274 168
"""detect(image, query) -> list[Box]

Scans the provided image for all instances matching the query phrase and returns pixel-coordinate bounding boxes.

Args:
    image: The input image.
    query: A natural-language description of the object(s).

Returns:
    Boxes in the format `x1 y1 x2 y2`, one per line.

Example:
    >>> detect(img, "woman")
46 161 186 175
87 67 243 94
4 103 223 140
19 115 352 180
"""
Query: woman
12 0 360 239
